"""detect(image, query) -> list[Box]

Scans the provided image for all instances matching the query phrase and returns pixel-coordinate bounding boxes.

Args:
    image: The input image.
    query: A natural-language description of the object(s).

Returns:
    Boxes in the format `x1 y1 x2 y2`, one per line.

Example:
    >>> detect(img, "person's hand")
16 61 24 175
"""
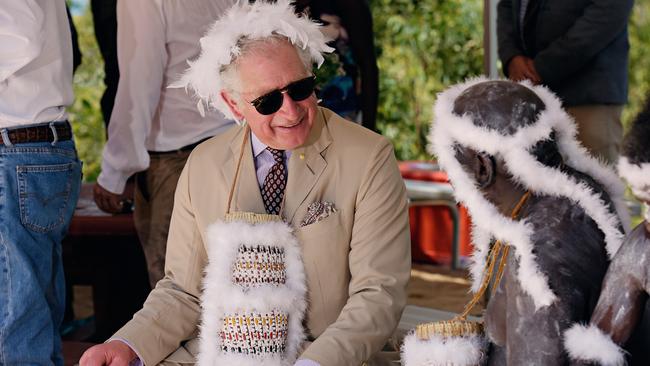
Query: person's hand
93 182 130 214
507 55 541 84
79 340 138 366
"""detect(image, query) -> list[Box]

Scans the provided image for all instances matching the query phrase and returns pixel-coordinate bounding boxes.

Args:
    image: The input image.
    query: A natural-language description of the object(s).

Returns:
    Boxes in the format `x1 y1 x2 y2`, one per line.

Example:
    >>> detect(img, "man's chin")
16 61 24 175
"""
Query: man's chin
272 124 311 149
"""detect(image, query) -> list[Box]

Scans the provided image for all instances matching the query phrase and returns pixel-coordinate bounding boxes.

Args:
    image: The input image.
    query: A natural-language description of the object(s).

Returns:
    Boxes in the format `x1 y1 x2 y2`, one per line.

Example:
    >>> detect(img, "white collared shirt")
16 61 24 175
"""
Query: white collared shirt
0 0 73 127
251 131 292 188
98 0 236 194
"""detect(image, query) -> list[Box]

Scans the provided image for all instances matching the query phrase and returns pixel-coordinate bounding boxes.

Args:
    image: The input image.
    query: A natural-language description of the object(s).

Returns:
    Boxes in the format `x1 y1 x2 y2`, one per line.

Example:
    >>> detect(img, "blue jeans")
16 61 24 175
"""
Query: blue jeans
0 134 81 365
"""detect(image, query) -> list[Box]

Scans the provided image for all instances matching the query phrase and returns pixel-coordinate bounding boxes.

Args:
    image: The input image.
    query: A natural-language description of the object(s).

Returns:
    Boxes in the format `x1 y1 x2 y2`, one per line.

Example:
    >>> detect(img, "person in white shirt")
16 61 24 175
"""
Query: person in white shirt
93 0 235 288
0 1 82 364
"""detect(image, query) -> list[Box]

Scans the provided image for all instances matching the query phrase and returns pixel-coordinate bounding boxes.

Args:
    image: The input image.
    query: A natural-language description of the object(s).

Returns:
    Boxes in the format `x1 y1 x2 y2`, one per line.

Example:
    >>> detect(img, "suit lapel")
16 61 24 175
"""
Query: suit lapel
284 108 332 224
222 126 266 214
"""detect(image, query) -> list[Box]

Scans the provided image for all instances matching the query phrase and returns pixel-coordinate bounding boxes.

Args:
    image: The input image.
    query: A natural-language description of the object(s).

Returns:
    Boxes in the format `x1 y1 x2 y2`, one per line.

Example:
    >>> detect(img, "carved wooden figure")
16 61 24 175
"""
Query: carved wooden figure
428 79 628 366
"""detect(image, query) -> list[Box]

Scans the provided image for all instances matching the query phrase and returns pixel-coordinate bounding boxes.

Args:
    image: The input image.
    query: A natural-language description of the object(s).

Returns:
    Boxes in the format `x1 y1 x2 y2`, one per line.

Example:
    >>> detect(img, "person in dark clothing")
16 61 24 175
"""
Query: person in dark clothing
91 0 120 129
497 0 633 165
68 0 120 130
293 0 379 132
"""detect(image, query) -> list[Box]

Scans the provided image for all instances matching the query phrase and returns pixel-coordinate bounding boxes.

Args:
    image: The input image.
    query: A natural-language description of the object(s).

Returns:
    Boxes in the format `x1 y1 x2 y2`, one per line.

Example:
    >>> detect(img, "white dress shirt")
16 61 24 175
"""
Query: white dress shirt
251 131 292 187
98 0 235 194
0 0 73 127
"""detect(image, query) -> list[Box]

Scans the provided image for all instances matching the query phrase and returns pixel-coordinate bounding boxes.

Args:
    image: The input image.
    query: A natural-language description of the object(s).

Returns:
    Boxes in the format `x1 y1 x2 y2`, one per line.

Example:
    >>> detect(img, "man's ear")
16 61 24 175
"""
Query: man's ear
475 152 496 188
220 90 245 121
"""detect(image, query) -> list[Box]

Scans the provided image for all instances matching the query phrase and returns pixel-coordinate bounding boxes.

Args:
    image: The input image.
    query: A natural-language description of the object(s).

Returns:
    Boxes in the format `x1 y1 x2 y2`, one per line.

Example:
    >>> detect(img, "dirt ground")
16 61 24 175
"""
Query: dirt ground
407 263 484 317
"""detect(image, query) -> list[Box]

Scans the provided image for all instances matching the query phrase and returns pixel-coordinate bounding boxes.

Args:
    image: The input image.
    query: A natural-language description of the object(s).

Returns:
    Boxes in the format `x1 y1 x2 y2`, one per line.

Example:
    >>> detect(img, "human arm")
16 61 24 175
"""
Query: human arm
333 0 378 131
109 154 206 364
507 55 541 83
300 138 411 365
79 340 138 366
0 0 45 82
93 182 131 214
496 0 525 78
505 208 611 365
589 227 649 345
97 0 168 194
562 227 649 365
533 0 633 86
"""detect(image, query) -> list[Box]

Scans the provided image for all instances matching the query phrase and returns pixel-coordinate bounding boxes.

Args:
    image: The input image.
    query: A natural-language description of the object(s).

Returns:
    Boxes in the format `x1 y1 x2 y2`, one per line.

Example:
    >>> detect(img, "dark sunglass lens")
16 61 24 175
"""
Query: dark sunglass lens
287 77 315 101
253 91 283 115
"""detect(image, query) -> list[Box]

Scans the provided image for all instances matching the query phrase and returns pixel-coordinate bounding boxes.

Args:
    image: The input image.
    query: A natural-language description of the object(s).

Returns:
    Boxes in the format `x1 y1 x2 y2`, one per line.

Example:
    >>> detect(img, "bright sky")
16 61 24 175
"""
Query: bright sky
70 0 88 16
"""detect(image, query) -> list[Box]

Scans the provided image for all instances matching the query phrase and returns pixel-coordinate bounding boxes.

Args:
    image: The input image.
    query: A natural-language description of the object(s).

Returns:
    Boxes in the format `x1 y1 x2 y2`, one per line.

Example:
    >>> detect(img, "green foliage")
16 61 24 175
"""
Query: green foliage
68 0 650 171
68 7 106 182
370 0 650 160
314 52 346 89
624 1 650 130
371 0 484 160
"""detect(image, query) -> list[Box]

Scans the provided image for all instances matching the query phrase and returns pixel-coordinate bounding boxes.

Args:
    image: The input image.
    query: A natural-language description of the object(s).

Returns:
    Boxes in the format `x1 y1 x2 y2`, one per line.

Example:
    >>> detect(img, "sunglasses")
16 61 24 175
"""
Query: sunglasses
249 76 316 115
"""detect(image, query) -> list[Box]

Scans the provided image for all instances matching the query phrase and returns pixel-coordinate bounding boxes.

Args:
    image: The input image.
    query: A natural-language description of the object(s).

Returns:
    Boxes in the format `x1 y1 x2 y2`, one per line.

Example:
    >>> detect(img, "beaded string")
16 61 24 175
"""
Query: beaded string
416 191 531 340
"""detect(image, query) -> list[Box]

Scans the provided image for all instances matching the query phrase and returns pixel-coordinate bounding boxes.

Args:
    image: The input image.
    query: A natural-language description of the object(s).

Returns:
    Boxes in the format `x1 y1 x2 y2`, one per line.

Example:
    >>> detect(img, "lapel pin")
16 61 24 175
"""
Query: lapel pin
299 153 305 160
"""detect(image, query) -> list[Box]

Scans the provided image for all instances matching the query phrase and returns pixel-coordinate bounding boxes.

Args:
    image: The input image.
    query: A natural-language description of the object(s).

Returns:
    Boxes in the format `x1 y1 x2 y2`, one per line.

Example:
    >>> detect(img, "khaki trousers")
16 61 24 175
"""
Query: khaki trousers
566 104 623 166
134 150 191 288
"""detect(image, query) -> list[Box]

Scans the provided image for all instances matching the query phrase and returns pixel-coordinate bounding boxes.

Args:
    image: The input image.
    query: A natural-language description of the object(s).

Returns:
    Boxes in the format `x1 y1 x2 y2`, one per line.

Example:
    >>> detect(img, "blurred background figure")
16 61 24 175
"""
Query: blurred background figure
93 0 235 288
90 0 119 131
293 0 380 132
68 0 119 131
497 0 633 165
0 1 82 364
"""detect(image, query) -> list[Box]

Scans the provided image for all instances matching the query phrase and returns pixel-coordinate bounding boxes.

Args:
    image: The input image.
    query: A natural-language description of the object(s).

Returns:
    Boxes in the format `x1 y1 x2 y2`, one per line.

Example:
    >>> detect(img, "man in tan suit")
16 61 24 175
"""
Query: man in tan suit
80 1 410 365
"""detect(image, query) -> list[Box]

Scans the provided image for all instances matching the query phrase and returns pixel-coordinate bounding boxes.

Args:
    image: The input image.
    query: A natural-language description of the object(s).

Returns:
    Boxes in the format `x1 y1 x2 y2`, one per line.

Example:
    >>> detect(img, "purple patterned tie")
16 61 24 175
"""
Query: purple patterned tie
261 148 286 215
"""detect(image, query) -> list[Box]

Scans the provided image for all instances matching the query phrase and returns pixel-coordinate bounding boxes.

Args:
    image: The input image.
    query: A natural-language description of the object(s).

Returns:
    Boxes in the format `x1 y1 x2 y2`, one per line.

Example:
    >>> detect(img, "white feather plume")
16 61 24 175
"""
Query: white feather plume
564 323 626 366
401 332 488 366
429 77 628 309
169 0 334 120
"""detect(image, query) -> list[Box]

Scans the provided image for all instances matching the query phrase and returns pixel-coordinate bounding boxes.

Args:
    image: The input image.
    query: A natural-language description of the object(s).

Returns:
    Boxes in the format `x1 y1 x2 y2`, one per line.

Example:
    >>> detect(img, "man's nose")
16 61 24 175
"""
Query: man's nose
278 92 301 118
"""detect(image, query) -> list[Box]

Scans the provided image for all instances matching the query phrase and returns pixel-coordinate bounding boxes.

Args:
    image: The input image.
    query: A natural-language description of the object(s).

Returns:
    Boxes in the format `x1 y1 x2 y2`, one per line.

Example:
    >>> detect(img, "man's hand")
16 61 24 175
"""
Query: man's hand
79 340 138 366
93 183 129 214
507 55 541 84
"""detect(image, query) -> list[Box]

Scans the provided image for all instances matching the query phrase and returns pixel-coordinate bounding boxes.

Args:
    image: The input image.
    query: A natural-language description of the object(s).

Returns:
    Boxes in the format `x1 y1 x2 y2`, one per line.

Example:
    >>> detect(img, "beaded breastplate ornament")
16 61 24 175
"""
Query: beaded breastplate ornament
197 127 307 366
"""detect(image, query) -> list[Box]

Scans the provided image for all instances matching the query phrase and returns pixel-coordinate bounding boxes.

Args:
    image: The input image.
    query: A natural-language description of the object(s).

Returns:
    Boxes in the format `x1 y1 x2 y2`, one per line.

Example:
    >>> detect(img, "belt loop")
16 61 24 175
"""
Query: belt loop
0 128 13 147
49 122 59 146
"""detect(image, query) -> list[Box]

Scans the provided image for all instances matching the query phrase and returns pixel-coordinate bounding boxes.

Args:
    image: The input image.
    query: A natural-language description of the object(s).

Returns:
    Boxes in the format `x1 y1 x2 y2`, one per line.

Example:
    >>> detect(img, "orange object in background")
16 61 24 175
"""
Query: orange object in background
399 161 473 266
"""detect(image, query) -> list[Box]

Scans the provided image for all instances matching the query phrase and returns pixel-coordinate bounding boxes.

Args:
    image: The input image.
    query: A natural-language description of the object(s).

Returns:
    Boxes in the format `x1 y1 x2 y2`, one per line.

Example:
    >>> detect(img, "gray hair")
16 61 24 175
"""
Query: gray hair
220 35 314 101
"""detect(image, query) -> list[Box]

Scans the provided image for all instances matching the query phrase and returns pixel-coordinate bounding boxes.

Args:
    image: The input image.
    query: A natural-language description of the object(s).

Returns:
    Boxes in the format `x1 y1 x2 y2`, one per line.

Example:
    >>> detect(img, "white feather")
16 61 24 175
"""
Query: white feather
168 0 334 120
618 157 650 203
429 77 627 309
197 218 307 366
401 332 488 366
564 323 625 366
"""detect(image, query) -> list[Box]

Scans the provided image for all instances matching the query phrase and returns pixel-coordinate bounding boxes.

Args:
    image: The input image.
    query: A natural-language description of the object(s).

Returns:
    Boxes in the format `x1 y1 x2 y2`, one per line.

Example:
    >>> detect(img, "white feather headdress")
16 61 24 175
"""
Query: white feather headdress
170 0 334 120
430 77 629 310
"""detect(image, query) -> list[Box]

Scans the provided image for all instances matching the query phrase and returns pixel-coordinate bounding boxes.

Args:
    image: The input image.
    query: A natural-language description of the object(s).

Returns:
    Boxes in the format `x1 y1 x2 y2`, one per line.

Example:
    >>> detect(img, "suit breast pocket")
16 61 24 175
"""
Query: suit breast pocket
296 211 350 324
297 210 342 240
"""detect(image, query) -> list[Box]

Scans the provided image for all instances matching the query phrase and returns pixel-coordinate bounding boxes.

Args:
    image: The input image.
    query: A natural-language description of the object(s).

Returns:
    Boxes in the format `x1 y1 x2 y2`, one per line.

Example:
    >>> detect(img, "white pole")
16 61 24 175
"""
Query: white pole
484 0 499 78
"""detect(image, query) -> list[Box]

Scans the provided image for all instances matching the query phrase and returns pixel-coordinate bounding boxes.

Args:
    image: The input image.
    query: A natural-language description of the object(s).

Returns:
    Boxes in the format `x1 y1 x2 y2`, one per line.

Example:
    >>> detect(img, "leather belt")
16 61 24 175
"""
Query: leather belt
0 122 72 146
147 137 209 156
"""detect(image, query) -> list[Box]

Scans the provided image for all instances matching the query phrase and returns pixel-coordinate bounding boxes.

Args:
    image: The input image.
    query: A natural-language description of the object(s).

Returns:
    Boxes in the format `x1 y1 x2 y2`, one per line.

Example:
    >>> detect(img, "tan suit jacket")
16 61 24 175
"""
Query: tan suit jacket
113 108 411 365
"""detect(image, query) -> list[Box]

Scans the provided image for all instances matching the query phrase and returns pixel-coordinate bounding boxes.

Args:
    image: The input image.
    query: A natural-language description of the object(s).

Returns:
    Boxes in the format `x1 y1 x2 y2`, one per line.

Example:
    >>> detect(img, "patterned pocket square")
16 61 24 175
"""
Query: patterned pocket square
300 201 337 227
